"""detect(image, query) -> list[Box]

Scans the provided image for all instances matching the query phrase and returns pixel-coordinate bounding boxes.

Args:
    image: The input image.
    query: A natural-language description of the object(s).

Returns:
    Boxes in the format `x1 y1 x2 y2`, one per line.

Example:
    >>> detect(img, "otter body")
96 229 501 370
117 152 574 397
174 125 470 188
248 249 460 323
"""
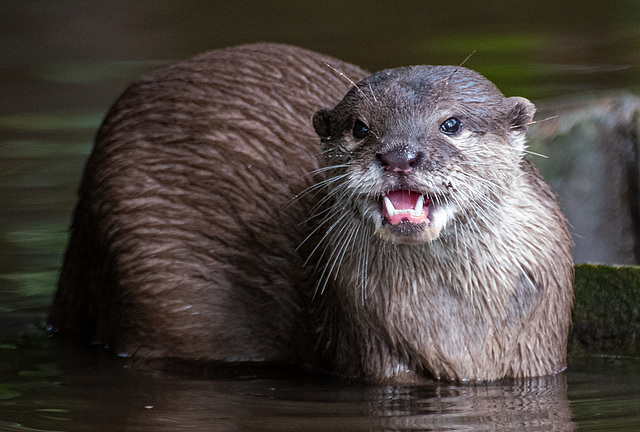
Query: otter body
50 43 573 383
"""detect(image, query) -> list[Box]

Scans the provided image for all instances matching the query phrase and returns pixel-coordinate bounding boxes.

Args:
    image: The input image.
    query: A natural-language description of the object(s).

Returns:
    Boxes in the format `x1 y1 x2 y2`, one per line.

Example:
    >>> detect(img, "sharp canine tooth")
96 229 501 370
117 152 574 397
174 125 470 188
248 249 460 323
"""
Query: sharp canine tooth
383 196 396 217
414 195 425 214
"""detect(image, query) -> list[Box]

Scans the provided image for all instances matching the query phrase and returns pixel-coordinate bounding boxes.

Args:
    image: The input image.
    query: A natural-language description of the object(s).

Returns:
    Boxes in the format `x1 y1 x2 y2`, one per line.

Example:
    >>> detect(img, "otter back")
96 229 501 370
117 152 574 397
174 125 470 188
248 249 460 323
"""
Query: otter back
50 43 368 363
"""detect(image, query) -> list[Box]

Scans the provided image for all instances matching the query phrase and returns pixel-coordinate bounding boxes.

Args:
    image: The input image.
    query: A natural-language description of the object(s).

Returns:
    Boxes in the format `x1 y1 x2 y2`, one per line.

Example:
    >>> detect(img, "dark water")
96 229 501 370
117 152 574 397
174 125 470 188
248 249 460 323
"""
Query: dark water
1 334 640 431
2 1 640 430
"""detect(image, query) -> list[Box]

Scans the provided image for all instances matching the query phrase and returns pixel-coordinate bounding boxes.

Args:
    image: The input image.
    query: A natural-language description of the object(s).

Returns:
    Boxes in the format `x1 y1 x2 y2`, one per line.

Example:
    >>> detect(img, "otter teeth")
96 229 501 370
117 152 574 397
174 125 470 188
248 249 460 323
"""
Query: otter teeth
383 196 397 218
383 194 426 221
414 194 425 214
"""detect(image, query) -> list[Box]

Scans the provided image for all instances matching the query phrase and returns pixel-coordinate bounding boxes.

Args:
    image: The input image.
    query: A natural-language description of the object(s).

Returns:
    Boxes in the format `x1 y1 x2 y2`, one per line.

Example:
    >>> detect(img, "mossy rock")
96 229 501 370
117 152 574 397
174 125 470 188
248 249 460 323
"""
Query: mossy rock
570 264 640 356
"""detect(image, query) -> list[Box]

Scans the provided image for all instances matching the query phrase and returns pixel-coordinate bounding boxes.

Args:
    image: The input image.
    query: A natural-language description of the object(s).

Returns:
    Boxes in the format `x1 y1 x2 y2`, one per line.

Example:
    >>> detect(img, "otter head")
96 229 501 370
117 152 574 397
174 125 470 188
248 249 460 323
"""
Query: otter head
313 66 535 245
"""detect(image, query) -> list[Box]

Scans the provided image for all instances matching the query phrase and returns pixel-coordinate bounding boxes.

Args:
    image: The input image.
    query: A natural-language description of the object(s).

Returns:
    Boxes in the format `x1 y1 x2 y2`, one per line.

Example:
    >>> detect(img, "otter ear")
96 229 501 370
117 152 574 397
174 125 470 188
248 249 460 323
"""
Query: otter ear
505 96 536 133
313 109 332 139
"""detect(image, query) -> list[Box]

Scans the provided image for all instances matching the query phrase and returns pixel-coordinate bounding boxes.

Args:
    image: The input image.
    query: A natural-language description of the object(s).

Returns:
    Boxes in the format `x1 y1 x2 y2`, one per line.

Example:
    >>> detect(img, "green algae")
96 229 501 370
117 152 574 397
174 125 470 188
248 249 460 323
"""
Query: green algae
570 264 640 356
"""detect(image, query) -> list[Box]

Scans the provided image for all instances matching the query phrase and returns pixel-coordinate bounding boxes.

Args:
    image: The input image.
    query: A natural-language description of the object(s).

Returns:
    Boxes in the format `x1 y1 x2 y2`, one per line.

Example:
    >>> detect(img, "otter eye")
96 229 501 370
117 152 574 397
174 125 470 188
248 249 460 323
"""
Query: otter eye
352 120 370 140
440 117 462 135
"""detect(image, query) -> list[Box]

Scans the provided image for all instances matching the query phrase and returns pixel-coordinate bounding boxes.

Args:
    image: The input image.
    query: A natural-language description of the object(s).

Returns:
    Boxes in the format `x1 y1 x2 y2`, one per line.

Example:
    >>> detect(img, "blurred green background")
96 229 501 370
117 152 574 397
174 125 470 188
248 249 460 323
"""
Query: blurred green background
1 0 639 326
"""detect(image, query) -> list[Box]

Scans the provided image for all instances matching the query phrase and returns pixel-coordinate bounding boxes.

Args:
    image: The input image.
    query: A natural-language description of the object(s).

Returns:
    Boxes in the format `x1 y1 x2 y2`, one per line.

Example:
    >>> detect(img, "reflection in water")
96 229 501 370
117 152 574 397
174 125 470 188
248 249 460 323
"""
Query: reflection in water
362 377 573 431
368 377 573 431
49 345 574 432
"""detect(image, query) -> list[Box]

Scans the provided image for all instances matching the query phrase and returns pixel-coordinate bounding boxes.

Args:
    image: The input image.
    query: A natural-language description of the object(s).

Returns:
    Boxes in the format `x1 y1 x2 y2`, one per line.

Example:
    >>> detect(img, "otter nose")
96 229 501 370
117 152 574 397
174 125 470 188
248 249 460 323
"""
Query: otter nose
376 148 423 173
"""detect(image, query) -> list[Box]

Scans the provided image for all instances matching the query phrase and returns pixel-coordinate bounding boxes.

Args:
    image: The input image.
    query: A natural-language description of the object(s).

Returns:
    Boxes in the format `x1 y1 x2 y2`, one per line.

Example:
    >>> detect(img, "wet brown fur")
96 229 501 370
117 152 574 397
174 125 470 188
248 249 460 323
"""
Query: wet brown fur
50 43 573 383
308 66 574 382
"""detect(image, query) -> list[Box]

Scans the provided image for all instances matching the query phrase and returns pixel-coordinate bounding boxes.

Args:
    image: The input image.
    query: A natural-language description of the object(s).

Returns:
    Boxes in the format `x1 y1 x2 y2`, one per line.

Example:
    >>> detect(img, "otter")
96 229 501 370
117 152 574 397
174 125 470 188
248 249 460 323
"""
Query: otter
49 43 573 383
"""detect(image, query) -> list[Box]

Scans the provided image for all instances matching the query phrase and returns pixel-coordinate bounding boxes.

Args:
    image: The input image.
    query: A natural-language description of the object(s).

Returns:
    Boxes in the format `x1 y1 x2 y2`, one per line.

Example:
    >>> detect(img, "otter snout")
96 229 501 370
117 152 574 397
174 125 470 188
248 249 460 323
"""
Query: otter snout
376 147 424 174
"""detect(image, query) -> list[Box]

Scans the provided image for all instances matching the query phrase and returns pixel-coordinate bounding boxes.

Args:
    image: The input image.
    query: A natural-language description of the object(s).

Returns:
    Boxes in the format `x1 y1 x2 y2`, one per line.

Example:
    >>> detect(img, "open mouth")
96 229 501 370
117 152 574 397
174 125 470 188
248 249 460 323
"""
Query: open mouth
381 190 430 225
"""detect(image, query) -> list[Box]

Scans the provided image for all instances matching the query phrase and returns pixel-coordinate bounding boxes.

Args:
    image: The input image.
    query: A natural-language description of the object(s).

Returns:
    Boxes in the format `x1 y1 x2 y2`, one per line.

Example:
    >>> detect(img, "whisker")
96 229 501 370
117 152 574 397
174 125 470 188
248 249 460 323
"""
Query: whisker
459 50 477 67
523 149 549 159
324 62 360 90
